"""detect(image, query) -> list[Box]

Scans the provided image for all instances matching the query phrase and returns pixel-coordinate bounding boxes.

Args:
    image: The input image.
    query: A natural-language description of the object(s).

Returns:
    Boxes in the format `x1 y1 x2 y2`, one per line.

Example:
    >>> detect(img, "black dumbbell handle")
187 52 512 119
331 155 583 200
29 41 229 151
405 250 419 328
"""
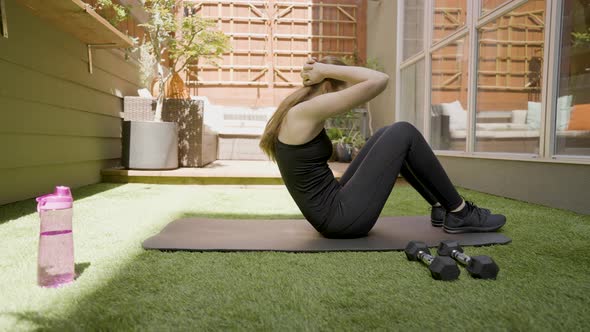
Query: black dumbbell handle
417 250 435 266
450 249 471 265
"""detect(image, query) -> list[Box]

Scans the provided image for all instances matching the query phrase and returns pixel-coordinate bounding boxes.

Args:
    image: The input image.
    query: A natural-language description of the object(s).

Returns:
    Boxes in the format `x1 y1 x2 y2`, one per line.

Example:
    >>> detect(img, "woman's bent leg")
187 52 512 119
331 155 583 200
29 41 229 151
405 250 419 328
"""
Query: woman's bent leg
324 121 463 238
338 126 388 186
339 125 440 206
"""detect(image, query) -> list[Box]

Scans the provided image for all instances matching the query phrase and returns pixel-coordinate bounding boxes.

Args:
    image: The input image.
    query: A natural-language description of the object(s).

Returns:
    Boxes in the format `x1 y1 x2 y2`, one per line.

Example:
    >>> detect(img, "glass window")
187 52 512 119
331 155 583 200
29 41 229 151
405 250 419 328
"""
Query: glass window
403 0 425 60
433 0 467 43
555 0 590 157
481 0 512 16
475 0 546 154
399 60 425 134
430 37 470 151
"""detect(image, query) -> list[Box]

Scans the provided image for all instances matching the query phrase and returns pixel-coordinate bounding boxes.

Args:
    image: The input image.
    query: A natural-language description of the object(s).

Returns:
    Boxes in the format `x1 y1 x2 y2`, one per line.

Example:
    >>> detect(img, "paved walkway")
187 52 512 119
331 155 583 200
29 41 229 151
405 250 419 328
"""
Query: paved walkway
102 160 350 185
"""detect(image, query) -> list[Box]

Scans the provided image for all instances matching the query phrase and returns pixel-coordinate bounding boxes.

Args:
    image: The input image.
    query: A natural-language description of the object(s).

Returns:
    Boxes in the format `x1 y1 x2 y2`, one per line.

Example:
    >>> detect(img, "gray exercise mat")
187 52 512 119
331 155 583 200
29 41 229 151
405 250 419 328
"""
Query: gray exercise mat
142 216 511 252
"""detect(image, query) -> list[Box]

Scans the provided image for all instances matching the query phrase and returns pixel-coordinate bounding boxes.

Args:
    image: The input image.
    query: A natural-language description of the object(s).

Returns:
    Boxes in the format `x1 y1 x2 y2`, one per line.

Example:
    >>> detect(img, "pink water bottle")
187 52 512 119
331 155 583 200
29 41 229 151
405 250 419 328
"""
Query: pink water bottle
36 186 75 288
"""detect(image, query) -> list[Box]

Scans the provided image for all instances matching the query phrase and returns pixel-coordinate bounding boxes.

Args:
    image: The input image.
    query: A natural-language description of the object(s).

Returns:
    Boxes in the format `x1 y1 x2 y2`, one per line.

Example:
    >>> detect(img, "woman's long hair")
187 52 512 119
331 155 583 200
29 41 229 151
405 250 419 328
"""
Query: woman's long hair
259 56 347 161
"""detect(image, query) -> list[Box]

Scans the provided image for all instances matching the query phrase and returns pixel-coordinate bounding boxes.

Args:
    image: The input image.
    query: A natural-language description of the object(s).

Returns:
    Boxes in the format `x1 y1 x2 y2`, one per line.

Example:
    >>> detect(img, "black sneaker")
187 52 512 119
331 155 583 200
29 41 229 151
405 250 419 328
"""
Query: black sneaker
431 206 445 227
443 201 506 234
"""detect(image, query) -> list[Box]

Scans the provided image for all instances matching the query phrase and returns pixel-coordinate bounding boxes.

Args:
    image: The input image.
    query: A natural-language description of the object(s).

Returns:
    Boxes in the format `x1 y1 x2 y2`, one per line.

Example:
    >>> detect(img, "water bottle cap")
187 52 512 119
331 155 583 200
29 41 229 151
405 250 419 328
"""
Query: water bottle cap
55 186 72 197
36 186 73 212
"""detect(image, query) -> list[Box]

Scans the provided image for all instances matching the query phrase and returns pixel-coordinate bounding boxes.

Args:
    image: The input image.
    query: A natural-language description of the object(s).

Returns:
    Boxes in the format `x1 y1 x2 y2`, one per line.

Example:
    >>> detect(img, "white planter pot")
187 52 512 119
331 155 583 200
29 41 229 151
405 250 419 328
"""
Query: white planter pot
122 121 179 170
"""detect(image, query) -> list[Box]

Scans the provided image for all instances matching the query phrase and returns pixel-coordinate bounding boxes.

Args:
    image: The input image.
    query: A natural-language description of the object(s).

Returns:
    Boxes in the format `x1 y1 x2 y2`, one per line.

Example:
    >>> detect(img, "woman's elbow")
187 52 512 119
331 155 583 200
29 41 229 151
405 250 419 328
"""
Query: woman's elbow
375 74 389 91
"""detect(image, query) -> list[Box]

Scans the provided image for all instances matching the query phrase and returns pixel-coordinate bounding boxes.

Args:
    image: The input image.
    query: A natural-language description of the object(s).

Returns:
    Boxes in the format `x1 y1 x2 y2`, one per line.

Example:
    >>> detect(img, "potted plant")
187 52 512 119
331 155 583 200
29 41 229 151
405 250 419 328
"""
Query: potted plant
350 131 366 160
123 0 229 169
336 135 353 163
327 125 363 163
336 129 367 163
326 127 343 162
326 107 366 162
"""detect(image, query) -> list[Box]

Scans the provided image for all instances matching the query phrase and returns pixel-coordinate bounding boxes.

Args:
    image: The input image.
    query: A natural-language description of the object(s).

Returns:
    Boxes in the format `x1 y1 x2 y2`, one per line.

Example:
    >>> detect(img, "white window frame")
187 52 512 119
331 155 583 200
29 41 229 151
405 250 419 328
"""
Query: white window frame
396 0 590 165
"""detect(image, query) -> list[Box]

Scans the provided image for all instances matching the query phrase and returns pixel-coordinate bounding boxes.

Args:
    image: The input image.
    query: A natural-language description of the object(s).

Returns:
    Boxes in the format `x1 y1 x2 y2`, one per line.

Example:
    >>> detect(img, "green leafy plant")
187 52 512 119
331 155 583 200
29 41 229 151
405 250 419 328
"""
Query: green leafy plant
351 131 366 149
91 0 130 28
572 28 590 48
326 127 344 142
326 107 364 152
139 0 230 121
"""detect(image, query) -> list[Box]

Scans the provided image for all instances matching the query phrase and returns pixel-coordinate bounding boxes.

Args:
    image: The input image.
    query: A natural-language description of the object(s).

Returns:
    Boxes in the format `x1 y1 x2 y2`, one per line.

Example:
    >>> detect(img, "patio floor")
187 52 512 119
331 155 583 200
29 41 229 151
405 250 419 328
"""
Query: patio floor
101 160 351 184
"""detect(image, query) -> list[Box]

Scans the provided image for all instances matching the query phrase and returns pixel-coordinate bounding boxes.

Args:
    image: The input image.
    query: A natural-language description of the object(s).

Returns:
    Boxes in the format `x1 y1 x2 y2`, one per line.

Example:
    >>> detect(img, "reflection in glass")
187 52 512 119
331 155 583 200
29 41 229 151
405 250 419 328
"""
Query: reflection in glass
481 0 511 16
475 0 546 154
403 0 425 60
430 37 469 151
555 0 590 157
433 0 467 43
400 60 425 134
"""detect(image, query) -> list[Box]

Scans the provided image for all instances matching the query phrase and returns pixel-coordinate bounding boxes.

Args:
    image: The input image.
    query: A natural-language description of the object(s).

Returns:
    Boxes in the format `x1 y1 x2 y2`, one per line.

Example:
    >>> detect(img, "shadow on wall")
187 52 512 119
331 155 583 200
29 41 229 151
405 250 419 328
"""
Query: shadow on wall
0 183 125 225
162 99 203 167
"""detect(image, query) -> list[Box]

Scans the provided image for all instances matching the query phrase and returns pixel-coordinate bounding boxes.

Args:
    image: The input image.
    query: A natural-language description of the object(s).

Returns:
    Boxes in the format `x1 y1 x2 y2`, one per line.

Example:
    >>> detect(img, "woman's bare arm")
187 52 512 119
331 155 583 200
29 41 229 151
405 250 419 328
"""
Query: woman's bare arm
294 61 389 121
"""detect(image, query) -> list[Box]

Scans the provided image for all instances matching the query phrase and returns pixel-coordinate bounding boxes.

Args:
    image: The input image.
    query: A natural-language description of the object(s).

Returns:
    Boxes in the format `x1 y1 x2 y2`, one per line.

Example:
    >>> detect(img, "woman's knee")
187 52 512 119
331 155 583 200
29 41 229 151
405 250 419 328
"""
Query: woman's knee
374 125 389 136
376 121 416 136
390 121 418 132
381 121 419 144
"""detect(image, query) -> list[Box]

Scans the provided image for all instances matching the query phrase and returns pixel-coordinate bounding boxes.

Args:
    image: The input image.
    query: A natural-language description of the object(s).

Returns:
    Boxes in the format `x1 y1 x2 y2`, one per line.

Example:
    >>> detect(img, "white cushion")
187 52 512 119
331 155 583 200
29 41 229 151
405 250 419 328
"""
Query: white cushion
441 100 467 130
476 123 531 131
527 102 542 129
511 110 527 125
525 96 573 130
450 129 540 139
556 95 573 130
558 95 573 108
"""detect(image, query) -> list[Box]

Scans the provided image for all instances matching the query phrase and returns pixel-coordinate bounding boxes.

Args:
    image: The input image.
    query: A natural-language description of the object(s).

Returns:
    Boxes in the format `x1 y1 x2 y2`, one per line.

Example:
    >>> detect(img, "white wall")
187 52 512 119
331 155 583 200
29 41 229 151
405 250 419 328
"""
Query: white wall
366 0 398 132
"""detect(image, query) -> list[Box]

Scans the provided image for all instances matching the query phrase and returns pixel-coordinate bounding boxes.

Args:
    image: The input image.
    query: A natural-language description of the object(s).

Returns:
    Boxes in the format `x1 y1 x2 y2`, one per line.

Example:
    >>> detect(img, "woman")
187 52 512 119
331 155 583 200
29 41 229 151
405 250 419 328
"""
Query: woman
260 56 506 238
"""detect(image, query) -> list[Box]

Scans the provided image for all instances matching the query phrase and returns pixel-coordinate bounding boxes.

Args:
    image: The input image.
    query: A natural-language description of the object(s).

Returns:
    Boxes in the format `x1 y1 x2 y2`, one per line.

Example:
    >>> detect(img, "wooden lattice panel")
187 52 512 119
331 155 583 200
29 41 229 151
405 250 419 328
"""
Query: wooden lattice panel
478 6 545 92
476 0 545 111
182 0 366 106
273 0 360 87
184 0 270 87
432 0 467 44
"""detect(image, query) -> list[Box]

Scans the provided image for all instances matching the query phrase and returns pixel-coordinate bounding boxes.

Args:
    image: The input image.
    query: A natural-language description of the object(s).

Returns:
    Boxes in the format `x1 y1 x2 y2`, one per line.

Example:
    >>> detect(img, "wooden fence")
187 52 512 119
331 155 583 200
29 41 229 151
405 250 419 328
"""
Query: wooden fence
182 0 366 106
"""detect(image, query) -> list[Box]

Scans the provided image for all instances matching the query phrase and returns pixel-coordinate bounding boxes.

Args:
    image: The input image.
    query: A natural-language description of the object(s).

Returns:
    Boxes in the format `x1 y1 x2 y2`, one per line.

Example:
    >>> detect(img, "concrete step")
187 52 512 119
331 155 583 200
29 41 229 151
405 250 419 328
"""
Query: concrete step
102 160 350 185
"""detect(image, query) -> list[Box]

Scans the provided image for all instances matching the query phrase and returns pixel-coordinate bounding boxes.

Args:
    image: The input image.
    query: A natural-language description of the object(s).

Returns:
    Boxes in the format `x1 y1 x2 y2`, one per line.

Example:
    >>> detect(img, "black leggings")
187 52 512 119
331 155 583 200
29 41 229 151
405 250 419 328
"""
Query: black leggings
324 121 463 238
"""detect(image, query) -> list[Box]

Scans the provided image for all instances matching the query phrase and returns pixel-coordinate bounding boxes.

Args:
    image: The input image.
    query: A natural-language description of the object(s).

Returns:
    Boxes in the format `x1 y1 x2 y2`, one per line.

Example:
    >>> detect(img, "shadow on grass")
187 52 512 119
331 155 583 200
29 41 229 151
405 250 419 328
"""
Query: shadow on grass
0 183 125 225
5 223 326 331
75 262 91 280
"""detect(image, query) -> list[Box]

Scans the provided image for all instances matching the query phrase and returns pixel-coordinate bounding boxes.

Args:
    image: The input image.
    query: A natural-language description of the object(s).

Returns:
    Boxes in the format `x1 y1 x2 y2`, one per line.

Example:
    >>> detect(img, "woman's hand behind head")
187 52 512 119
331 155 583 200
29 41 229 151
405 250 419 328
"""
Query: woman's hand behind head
301 59 325 86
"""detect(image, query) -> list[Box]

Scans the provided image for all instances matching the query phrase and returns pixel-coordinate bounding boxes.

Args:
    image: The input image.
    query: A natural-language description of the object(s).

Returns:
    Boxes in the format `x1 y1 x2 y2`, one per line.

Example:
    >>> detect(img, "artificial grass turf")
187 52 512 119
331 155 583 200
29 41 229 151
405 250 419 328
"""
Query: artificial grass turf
0 183 588 331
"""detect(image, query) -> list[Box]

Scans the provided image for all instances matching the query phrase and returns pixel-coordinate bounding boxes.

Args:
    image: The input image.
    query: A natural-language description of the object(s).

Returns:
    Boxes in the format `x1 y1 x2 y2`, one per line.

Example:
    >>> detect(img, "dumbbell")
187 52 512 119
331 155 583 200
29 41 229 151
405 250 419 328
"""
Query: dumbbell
404 241 460 281
437 240 499 279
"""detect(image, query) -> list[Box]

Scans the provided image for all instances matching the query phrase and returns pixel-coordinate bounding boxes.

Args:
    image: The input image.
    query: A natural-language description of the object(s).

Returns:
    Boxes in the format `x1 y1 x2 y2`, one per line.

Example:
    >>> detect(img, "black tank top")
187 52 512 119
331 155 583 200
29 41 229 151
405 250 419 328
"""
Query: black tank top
275 128 341 232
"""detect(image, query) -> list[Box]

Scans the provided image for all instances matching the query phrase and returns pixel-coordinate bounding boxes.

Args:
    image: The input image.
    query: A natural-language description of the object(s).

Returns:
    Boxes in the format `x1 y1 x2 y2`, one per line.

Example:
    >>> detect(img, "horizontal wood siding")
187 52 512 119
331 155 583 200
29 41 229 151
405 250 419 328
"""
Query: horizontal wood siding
0 160 120 206
0 0 141 205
